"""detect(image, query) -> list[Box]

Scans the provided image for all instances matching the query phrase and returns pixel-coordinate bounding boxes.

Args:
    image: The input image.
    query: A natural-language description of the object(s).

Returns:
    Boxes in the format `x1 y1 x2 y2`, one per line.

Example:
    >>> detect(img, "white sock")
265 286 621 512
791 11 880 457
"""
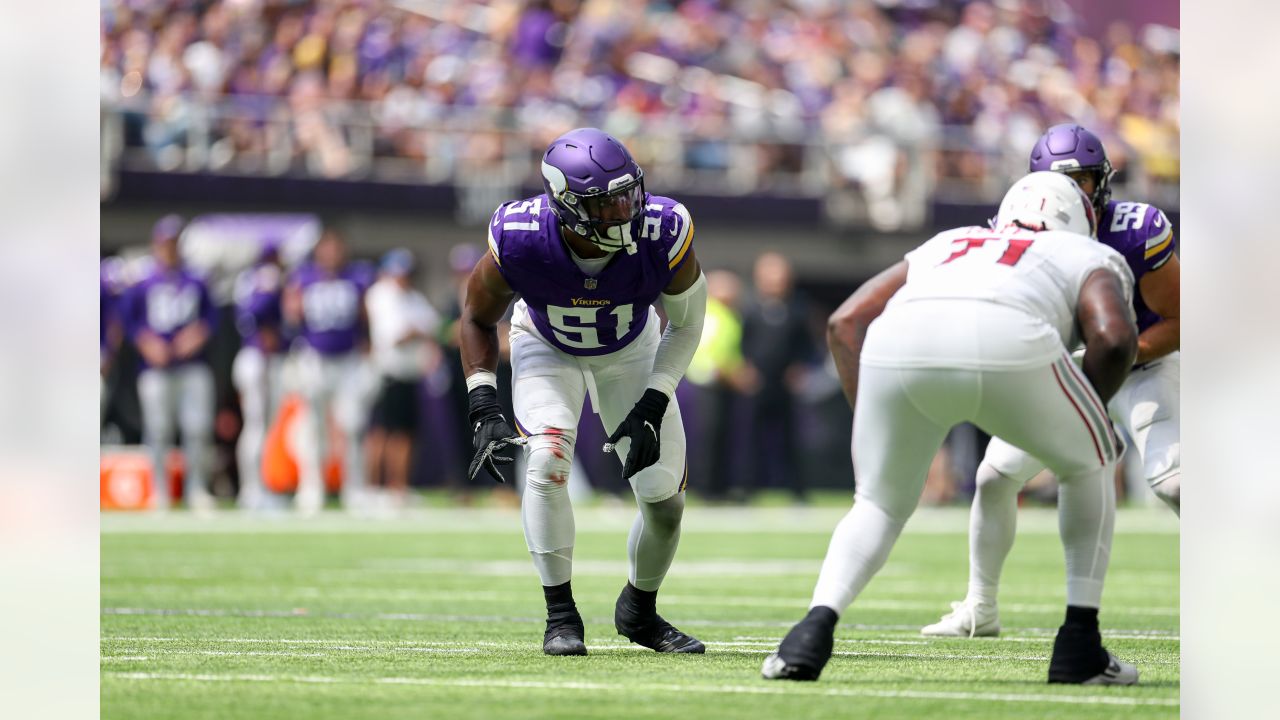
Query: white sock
1057 463 1116 608
809 500 906 614
628 493 685 591
967 463 1022 605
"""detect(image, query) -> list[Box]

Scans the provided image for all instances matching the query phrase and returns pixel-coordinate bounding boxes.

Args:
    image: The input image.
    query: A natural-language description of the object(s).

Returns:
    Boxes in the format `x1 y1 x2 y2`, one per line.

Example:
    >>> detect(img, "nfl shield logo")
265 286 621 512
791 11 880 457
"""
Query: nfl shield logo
584 278 597 289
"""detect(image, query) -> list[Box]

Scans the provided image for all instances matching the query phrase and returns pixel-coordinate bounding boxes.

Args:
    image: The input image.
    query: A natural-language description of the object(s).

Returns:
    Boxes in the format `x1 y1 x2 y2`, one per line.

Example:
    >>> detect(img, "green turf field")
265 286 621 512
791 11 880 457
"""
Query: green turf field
101 502 1179 719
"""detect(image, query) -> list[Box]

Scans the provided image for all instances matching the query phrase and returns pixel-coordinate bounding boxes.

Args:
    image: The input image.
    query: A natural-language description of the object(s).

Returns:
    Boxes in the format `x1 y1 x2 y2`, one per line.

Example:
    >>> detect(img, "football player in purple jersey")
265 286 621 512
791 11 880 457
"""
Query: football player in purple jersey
922 124 1181 640
283 229 374 515
460 128 708 656
232 242 287 511
122 215 218 511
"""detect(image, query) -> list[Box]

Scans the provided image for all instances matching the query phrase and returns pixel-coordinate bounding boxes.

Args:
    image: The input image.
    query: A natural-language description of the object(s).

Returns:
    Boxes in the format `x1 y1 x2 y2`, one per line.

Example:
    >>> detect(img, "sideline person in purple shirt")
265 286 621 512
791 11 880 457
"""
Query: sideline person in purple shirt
122 215 217 511
283 229 373 515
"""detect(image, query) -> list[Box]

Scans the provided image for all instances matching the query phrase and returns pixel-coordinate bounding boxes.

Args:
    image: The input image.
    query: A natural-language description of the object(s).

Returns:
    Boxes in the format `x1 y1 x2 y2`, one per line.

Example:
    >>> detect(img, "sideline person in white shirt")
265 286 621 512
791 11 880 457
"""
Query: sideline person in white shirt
364 248 441 508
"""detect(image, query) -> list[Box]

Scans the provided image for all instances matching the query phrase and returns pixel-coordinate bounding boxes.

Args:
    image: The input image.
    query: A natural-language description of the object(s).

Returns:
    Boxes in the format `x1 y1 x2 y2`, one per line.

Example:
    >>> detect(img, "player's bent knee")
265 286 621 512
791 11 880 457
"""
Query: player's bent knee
525 431 574 494
975 462 1024 494
640 492 685 529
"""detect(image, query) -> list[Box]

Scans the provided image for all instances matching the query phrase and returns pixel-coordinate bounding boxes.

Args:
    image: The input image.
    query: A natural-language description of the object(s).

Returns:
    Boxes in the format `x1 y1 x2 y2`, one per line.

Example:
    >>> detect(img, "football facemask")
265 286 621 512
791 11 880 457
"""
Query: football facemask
568 176 646 251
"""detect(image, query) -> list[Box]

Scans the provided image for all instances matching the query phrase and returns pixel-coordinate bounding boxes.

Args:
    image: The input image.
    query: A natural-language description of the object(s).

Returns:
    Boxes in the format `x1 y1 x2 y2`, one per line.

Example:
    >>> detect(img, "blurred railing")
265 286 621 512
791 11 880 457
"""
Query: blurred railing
101 94 1178 230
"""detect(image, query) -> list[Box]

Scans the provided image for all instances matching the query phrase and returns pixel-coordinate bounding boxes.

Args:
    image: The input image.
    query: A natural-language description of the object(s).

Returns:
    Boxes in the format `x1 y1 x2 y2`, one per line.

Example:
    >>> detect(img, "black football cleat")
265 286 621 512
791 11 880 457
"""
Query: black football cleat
761 607 838 681
543 606 587 656
1047 623 1138 685
614 584 705 653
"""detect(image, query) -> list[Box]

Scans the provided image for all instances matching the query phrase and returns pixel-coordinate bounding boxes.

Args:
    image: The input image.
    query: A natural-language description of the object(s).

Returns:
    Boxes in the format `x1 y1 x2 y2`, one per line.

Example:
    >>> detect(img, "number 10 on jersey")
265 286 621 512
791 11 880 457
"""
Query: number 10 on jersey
547 304 634 349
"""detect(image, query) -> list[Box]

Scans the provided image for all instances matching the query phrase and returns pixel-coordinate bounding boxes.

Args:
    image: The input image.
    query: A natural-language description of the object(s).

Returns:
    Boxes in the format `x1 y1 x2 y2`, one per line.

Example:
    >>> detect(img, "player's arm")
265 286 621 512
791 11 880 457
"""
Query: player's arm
1076 268 1138 404
604 249 707 480
827 260 908 408
173 283 215 360
125 287 171 367
459 251 515 378
282 279 304 329
648 250 706 396
1134 253 1179 364
459 251 518 483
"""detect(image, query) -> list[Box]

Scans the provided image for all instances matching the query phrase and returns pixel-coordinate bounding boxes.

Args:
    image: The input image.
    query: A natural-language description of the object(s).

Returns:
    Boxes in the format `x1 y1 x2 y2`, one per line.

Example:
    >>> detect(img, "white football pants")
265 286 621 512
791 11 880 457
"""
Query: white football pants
137 363 215 510
811 308 1119 615
232 346 285 509
510 309 687 589
962 351 1179 605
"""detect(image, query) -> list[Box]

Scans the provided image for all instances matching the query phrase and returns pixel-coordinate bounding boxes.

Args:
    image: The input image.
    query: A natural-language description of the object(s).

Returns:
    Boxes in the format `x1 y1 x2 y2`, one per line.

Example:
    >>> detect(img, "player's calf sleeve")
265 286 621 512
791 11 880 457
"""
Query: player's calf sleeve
628 493 685 591
522 438 576 586
1056 464 1117 608
968 462 1023 605
809 499 907 615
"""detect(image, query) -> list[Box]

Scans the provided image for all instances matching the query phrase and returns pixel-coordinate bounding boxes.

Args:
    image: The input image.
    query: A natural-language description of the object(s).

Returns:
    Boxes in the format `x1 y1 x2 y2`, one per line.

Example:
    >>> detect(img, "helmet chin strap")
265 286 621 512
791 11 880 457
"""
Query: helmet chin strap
591 221 636 254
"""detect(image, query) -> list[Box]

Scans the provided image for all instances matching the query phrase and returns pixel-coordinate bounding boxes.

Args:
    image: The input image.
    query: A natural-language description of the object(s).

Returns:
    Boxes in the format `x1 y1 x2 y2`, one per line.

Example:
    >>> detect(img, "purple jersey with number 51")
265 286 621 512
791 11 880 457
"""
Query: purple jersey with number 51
1096 200 1176 333
488 193 695 356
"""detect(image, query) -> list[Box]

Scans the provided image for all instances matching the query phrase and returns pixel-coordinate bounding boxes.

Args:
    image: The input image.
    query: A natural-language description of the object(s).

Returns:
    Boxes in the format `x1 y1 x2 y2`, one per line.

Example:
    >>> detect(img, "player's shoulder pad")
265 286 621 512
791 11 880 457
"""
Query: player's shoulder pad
640 195 695 271
487 195 553 268
1066 233 1135 293
1105 200 1175 267
1103 200 1173 241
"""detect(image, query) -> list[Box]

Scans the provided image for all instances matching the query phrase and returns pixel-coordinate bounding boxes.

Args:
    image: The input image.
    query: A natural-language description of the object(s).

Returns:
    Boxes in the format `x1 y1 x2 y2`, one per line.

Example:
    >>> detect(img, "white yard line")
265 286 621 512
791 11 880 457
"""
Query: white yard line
102 648 474 658
102 587 1181 616
100 506 1180 535
100 636 1178 664
100 608 1180 637
104 671 1179 707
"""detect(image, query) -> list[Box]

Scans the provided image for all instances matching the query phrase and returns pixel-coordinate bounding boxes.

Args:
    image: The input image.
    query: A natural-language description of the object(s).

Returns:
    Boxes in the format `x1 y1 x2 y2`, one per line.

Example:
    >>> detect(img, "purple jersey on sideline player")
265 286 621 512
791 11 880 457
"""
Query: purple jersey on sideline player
234 261 286 353
290 262 370 355
123 264 217 368
1096 200 1176 334
487 193 695 356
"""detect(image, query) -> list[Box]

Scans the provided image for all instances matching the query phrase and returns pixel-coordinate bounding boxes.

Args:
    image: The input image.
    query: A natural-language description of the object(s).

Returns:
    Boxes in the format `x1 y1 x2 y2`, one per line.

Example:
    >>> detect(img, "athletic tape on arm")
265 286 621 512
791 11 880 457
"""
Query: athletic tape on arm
647 272 708 398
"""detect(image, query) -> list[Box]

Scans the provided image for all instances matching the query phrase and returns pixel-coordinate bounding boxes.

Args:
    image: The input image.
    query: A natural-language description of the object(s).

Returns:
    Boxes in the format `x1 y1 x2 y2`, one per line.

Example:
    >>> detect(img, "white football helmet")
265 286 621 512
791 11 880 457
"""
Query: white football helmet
995 171 1098 237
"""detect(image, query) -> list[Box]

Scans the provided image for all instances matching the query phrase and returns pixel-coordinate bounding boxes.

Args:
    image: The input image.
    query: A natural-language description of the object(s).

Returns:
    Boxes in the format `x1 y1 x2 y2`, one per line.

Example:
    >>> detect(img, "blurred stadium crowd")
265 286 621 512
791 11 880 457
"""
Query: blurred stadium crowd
100 0 1178 229
100 215 888 512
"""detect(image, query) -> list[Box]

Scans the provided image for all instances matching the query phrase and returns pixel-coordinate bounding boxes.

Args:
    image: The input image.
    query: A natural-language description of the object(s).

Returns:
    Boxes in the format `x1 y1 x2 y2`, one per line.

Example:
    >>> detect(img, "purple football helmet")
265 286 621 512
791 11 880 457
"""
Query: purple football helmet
1029 124 1114 215
540 128 646 251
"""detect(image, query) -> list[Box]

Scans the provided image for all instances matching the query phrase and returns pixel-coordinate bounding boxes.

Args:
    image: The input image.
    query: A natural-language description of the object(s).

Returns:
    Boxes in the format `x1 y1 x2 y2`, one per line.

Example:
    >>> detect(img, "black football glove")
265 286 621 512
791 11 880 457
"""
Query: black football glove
605 388 669 480
467 385 519 484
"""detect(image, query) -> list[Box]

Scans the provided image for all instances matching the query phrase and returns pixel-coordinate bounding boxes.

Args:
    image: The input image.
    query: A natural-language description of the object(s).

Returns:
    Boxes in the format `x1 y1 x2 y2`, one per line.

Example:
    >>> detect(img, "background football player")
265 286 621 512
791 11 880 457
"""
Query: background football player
283 229 374 515
923 124 1180 639
762 172 1140 685
123 215 217 511
460 128 708 656
232 242 287 511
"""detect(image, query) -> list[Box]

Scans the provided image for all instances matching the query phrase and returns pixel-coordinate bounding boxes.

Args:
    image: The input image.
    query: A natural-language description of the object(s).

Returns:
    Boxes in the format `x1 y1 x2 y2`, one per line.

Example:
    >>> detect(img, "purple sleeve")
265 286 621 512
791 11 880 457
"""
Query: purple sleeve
1111 203 1176 277
645 196 694 277
1140 206 1177 271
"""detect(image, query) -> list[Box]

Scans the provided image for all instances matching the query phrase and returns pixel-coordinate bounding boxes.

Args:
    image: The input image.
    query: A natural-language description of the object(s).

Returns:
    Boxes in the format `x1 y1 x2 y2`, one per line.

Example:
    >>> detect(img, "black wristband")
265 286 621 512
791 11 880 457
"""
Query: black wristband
467 385 504 425
633 388 669 422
